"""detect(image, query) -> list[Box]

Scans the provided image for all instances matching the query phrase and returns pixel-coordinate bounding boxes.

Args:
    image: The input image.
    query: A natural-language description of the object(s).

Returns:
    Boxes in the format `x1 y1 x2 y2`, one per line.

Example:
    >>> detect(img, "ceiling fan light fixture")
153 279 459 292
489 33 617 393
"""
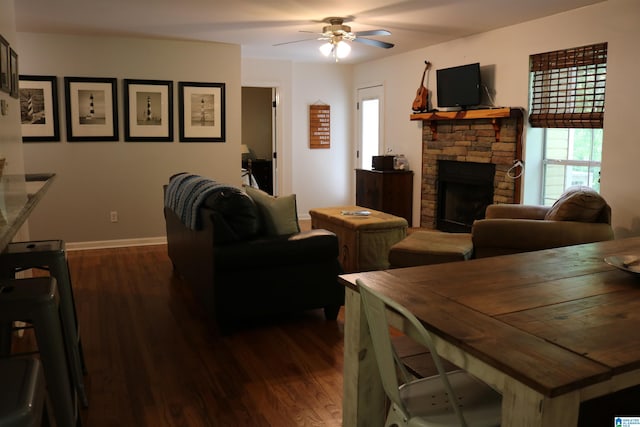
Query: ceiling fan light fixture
319 42 334 57
319 40 351 62
336 40 351 58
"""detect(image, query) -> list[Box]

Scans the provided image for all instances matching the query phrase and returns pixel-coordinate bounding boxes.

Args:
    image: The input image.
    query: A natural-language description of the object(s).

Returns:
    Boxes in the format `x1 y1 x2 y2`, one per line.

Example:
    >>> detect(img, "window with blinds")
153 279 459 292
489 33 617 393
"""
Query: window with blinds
529 42 607 128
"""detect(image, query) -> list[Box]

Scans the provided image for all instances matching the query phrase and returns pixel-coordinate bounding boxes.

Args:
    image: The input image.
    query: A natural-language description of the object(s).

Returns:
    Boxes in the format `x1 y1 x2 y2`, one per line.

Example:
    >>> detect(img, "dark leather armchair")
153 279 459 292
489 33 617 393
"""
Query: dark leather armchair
163 174 344 331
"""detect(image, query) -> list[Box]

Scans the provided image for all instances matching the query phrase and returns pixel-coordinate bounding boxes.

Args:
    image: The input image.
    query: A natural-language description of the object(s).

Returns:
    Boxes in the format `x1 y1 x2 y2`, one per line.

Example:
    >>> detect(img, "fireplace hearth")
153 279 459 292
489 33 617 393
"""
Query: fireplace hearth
437 160 495 233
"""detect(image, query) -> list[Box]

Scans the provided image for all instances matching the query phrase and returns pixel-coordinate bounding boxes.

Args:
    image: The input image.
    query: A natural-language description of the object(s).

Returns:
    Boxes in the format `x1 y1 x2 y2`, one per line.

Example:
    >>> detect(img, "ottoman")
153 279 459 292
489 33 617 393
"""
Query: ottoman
389 230 473 268
309 206 407 273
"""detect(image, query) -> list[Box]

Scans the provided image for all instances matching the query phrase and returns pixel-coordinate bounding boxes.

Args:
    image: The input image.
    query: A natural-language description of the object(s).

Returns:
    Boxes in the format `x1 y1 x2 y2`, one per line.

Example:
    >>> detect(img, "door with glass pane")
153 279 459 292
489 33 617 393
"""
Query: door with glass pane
357 85 384 170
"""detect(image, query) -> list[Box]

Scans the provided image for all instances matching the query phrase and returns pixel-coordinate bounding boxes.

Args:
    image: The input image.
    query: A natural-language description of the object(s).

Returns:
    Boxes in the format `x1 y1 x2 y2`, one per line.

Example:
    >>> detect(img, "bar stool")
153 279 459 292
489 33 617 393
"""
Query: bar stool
0 240 88 408
0 358 46 427
0 277 76 427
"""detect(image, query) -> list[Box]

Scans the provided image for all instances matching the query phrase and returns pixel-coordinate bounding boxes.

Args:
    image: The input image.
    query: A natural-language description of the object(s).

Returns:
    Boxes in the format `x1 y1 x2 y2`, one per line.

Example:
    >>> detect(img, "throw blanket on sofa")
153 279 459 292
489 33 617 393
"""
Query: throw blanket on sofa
165 173 238 230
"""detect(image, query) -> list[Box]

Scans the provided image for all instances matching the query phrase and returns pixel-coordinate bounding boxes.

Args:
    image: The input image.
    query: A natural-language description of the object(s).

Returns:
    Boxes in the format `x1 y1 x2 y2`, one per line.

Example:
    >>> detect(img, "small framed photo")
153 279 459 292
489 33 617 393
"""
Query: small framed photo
9 48 18 98
124 79 173 142
178 81 225 142
0 35 9 93
64 76 118 142
19 75 60 142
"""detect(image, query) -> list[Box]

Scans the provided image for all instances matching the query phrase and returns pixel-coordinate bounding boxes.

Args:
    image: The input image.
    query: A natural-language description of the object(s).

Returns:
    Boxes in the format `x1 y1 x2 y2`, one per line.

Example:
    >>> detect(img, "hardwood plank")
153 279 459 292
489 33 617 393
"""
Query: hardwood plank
383 240 639 317
499 290 640 374
409 107 512 121
454 270 631 316
348 269 611 397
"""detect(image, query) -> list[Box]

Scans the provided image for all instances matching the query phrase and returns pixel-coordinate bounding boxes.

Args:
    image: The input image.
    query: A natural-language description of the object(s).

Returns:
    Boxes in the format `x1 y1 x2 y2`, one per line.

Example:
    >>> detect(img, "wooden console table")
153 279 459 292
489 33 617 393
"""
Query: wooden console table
0 173 56 251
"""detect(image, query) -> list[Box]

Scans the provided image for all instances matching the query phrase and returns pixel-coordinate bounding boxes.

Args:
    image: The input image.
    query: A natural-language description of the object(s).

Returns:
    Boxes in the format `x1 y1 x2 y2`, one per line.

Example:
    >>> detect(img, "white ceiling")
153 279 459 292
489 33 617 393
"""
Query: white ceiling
14 0 605 64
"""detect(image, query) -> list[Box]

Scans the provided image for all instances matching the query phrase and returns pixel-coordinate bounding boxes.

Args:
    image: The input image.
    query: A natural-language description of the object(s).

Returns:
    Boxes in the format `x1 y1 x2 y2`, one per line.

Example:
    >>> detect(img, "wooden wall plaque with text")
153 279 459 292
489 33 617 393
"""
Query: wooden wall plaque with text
309 104 330 149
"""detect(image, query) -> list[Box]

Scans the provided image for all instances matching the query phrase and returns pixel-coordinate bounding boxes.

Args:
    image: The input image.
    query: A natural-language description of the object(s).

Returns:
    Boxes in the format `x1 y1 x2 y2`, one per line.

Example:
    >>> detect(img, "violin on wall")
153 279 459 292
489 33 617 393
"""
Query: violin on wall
412 60 431 112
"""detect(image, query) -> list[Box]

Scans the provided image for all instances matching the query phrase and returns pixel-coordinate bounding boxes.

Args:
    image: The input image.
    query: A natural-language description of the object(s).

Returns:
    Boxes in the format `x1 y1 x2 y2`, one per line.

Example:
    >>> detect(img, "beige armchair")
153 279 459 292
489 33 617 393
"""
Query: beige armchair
472 186 614 258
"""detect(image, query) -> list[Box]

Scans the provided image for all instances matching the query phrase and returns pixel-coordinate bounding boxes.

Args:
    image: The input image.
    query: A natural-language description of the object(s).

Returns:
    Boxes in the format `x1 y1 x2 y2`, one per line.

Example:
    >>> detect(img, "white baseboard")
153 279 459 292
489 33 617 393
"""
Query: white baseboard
66 236 167 251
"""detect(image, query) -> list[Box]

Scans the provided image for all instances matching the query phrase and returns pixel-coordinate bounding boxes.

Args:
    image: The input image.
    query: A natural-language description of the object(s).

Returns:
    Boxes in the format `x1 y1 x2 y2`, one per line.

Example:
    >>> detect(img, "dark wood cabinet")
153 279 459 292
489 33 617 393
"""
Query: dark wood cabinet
355 169 413 224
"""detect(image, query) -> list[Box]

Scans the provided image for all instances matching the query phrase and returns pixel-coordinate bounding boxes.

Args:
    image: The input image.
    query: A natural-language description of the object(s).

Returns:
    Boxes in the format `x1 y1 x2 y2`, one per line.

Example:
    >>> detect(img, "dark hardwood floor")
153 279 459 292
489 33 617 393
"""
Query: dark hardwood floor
27 244 345 426
15 242 634 426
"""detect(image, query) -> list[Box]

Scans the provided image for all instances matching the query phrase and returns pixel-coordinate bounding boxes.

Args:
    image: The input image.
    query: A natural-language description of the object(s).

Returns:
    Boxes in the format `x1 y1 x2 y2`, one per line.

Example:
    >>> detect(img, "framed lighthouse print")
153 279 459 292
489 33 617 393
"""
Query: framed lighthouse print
64 76 118 142
178 81 225 142
19 75 60 142
0 35 8 94
124 79 173 142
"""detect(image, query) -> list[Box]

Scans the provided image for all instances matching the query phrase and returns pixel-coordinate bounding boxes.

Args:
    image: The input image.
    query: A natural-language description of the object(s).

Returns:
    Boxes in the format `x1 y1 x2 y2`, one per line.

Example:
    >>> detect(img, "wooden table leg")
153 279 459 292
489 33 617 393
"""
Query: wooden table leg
343 287 386 426
501 380 580 427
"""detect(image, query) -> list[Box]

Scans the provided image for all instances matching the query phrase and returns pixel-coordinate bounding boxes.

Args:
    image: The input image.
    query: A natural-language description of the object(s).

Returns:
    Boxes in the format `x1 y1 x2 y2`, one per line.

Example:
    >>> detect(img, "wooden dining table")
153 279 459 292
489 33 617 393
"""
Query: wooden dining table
339 237 640 426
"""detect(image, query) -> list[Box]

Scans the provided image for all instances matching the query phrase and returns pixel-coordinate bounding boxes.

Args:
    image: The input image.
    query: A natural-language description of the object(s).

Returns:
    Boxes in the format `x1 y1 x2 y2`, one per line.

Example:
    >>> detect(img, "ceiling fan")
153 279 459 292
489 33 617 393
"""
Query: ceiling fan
276 17 394 61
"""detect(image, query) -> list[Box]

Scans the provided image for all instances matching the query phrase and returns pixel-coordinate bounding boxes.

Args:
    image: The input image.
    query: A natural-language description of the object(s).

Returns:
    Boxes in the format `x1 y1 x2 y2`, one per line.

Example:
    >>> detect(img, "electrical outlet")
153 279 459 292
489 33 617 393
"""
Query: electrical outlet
110 211 118 223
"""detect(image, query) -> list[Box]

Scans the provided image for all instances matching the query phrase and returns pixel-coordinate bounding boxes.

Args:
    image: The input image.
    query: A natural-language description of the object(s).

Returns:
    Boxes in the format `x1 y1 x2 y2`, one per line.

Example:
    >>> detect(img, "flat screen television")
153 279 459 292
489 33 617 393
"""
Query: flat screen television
436 63 482 109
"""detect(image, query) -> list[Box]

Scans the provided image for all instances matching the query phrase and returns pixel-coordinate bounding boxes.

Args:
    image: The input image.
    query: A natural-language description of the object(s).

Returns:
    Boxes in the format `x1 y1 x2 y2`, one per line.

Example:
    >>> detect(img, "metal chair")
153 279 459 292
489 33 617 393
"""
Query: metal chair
0 358 47 427
356 278 502 427
0 240 88 407
0 277 77 427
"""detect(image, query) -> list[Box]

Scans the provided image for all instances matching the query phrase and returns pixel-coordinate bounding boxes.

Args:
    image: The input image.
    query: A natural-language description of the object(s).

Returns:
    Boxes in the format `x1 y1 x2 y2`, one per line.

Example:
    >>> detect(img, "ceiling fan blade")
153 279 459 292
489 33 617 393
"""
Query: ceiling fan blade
273 38 319 47
354 29 391 37
353 37 395 49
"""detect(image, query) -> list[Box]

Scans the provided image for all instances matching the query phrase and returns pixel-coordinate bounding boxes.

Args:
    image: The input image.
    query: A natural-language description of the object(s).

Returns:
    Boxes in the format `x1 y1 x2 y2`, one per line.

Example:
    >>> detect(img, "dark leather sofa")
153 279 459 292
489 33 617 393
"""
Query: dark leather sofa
163 173 344 331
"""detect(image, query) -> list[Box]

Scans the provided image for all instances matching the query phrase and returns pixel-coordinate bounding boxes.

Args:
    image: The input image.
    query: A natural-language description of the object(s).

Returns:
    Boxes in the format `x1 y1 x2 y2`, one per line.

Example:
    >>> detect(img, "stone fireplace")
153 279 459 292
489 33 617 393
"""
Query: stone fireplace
413 108 524 230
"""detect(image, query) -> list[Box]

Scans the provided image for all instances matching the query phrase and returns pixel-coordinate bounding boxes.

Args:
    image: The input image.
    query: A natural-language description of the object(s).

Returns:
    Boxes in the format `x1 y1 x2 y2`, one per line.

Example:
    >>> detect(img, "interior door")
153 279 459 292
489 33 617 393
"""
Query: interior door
357 85 385 170
270 87 278 195
241 86 278 195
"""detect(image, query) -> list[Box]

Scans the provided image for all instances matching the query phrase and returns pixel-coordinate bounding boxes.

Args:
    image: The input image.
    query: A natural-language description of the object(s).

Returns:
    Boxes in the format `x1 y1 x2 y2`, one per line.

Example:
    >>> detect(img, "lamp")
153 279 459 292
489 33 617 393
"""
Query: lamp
241 143 252 163
319 39 351 62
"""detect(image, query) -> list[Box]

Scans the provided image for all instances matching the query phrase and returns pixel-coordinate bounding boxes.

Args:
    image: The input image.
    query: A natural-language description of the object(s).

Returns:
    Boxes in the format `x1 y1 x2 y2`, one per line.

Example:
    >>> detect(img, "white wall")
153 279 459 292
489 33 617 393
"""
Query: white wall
291 63 353 218
243 58 354 219
17 33 241 246
353 0 640 236
11 0 639 245
0 0 28 241
0 0 25 176
241 58 293 197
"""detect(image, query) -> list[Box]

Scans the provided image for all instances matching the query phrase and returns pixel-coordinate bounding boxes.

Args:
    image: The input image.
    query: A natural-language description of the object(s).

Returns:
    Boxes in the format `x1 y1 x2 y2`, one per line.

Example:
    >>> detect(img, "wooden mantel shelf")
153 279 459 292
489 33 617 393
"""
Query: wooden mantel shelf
410 107 523 141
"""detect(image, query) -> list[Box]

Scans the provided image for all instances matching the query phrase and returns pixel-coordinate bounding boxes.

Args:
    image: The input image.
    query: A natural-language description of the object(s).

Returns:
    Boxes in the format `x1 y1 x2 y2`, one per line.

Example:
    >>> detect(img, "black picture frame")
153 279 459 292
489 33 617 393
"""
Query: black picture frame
124 79 173 142
64 76 118 142
178 81 225 142
0 35 9 94
19 75 60 142
9 48 18 98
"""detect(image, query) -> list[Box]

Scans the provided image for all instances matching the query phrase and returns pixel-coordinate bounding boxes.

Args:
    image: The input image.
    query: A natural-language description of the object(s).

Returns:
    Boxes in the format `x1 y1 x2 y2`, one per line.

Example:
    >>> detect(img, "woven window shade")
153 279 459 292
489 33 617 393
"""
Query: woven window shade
529 43 607 128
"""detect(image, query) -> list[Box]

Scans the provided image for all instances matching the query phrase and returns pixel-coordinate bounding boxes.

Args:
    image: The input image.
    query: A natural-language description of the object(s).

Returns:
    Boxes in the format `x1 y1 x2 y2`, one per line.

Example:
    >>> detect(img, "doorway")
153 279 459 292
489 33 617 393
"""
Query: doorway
357 85 385 170
241 86 277 194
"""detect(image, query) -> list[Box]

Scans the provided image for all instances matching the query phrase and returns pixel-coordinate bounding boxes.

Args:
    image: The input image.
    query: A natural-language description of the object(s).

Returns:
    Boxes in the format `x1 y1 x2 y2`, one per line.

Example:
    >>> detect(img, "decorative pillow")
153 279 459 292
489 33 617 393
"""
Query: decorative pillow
244 186 300 236
205 188 260 243
544 186 607 222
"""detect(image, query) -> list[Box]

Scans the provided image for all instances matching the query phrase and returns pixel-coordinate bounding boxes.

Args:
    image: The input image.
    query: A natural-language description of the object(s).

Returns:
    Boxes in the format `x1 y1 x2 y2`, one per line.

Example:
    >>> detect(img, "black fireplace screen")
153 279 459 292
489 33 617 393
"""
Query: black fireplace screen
437 160 495 233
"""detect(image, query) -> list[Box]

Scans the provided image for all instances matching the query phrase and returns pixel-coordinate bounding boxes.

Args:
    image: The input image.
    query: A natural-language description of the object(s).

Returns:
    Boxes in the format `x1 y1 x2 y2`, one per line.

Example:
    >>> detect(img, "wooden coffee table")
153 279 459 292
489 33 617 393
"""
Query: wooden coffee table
309 206 407 273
